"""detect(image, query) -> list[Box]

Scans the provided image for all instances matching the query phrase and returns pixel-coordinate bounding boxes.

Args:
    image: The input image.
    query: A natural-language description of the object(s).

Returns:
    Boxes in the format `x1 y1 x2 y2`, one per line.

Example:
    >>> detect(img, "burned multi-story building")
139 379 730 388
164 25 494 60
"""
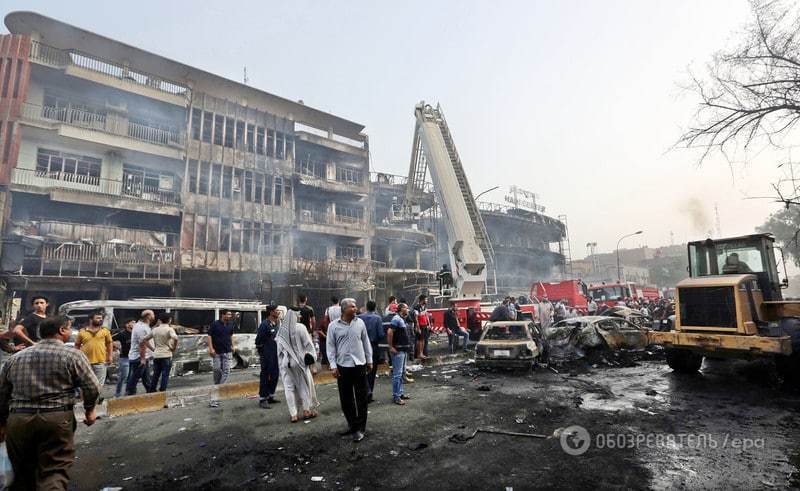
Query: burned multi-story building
0 11 565 316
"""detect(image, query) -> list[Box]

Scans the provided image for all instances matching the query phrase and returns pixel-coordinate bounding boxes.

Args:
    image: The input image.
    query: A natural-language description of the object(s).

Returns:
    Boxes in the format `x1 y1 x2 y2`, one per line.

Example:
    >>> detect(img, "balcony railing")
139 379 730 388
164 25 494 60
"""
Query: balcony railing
36 221 178 248
19 242 179 281
369 172 434 193
296 209 367 230
21 102 185 149
11 168 182 206
30 40 188 97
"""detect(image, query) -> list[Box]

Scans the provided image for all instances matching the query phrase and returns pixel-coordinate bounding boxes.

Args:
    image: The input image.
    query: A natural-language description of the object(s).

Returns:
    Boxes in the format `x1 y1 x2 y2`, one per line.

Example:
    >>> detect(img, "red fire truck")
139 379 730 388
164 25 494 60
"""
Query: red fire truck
529 280 589 313
587 281 660 307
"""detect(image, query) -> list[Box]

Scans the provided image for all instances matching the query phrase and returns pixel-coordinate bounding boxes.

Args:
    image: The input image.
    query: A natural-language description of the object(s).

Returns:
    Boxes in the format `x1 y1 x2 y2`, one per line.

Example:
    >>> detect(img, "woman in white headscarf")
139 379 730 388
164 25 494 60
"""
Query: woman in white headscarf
277 309 319 422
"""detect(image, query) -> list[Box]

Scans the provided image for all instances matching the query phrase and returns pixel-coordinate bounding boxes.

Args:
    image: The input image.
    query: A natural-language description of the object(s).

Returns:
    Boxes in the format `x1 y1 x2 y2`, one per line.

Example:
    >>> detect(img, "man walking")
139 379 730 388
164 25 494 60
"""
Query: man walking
114 319 134 398
126 310 154 396
74 309 113 385
297 294 317 358
0 315 100 490
387 303 412 405
357 300 384 403
256 305 280 409
208 309 236 408
141 312 178 392
327 298 372 442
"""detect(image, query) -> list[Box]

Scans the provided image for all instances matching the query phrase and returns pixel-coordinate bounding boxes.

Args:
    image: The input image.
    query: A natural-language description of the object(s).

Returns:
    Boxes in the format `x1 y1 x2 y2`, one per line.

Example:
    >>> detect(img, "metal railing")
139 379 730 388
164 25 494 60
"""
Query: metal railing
296 209 367 229
369 171 434 193
30 40 188 97
11 168 181 206
21 102 184 148
36 221 178 247
477 200 562 227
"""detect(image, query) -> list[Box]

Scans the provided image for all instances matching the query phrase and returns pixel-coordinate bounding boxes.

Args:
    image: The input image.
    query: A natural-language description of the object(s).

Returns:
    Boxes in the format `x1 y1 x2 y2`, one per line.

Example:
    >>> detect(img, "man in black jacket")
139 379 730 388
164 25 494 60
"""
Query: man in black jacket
255 306 280 409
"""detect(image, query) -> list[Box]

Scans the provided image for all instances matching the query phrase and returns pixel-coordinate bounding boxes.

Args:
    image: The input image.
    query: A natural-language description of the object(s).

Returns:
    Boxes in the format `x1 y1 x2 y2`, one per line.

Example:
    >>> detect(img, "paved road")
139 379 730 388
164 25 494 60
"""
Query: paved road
73 356 800 490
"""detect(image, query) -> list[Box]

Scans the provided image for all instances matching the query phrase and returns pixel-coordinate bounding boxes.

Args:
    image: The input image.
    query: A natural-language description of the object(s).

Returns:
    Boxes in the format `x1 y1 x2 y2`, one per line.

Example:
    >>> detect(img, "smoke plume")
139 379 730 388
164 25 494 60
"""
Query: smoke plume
679 197 711 234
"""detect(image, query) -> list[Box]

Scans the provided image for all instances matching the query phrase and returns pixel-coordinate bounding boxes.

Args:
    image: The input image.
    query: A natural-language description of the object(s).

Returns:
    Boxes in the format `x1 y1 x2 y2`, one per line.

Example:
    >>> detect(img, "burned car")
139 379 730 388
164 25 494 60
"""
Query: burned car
475 320 546 369
545 315 649 361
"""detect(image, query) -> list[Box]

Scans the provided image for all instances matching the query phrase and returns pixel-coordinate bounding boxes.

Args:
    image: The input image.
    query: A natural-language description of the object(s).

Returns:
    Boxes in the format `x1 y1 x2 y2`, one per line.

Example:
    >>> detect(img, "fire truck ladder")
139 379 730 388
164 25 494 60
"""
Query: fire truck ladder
407 103 497 296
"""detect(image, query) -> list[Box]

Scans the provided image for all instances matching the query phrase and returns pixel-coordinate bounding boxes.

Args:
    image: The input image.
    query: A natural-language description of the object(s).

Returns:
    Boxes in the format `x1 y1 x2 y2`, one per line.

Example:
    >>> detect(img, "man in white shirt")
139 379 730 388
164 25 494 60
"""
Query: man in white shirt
141 312 178 392
588 299 598 315
327 298 372 442
126 309 154 395
326 296 342 323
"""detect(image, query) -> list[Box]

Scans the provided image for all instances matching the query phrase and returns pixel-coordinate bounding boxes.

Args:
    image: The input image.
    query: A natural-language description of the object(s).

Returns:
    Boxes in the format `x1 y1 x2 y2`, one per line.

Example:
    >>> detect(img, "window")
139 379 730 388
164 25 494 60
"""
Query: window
122 164 177 201
233 169 243 201
246 124 254 153
1 58 11 98
198 161 210 195
220 217 231 252
276 132 285 159
202 112 213 142
191 109 202 140
336 245 364 258
256 127 265 155
254 173 263 203
231 220 242 252
242 221 252 253
224 117 234 148
207 216 220 251
210 164 222 196
235 121 245 149
264 175 273 205
223 166 232 199
214 115 224 145
35 148 101 184
335 166 363 185
274 176 283 206
285 135 294 161
188 159 198 193
195 215 207 249
244 171 253 202
267 129 275 157
182 214 194 249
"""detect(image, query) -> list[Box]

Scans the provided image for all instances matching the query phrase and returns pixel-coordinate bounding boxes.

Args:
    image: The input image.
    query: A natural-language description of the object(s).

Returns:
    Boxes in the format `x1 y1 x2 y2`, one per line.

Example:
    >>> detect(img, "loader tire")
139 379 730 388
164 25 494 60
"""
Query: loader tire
666 348 703 373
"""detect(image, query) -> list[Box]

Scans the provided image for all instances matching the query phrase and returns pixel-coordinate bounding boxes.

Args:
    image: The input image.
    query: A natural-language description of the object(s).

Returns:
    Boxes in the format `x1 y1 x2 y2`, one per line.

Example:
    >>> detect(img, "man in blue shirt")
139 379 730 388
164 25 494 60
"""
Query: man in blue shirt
256 305 280 409
207 309 235 408
357 300 384 403
387 303 412 405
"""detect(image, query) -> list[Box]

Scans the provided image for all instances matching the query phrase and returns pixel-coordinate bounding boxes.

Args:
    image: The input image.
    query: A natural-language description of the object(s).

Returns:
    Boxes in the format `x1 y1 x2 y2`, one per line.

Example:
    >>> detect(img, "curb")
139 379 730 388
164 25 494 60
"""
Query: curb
90 351 471 419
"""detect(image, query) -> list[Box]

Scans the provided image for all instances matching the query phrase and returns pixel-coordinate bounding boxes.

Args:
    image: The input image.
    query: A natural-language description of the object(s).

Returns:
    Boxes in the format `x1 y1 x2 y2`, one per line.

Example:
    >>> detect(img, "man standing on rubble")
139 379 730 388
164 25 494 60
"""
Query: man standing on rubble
126 309 154 396
256 305 280 409
357 300 384 403
327 298 372 442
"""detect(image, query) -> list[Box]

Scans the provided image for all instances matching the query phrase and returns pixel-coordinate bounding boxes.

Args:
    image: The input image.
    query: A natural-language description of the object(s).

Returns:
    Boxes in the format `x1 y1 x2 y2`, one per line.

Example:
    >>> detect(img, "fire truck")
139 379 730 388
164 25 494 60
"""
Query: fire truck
529 280 589 313
588 281 660 307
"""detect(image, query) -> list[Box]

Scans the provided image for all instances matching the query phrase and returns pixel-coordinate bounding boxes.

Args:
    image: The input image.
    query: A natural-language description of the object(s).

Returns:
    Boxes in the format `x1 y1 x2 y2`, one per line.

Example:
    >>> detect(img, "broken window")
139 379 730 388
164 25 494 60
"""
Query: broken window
264 175 273 205
235 120 245 150
213 114 224 146
231 220 242 252
273 176 283 206
246 124 254 153
285 135 294 161
276 132 285 159
336 205 364 224
195 215 207 250
191 108 202 140
254 173 263 203
267 129 275 157
188 159 198 193
256 127 265 155
182 214 194 249
198 161 210 195
336 245 364 258
220 217 231 252
233 168 242 201
242 221 252 253
222 166 232 199
202 112 213 142
207 215 220 251
211 164 222 196
336 166 363 185
224 117 234 148
244 171 253 202
35 148 101 185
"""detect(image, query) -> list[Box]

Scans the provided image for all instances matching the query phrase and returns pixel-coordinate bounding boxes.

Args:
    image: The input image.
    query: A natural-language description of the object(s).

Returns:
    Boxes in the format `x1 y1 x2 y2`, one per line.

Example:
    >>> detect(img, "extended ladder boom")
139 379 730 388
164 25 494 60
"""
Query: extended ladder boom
407 102 494 298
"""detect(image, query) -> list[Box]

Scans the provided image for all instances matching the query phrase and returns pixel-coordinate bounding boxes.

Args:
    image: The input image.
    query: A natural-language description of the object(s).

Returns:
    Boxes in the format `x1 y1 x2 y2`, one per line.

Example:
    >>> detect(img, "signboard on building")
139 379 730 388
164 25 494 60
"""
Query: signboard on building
505 185 545 213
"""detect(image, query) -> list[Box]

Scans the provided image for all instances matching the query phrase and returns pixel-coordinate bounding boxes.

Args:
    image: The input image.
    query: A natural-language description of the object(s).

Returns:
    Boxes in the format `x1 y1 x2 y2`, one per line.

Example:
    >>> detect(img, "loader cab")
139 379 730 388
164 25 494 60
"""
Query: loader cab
687 234 782 301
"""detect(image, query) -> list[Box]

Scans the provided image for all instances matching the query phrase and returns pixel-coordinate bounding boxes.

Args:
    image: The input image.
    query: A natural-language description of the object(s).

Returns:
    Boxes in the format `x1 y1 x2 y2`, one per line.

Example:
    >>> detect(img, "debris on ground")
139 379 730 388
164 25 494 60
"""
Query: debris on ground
477 385 492 392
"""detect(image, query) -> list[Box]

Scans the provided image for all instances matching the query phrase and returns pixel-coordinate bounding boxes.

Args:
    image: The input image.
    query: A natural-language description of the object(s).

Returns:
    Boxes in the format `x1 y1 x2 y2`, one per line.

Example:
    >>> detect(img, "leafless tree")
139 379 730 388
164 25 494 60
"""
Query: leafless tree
679 0 800 171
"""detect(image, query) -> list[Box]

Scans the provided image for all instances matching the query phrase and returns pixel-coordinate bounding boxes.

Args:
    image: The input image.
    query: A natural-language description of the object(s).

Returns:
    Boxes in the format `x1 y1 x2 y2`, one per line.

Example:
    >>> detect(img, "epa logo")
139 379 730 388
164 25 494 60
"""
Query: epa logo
560 425 591 456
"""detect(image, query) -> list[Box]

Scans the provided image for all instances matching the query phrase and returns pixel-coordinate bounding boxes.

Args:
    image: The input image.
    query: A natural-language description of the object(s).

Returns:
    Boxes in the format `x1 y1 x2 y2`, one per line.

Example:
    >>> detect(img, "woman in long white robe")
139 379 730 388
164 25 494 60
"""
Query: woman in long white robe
277 309 319 422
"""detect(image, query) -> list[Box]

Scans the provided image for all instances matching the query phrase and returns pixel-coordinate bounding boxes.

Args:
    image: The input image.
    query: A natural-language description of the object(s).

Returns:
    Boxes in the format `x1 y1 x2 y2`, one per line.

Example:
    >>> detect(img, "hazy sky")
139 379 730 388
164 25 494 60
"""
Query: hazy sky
4 1 787 257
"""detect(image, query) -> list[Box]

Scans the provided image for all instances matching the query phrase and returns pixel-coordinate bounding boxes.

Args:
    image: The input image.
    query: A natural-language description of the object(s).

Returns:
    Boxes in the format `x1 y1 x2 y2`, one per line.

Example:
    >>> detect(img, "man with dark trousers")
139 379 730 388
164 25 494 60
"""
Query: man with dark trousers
0 315 100 489
256 305 280 409
357 300 384 403
327 298 372 442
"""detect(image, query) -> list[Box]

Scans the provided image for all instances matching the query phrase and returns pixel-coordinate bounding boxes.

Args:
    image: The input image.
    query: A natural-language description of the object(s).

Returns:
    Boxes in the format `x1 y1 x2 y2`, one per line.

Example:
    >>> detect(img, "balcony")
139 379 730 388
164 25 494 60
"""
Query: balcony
10 168 182 213
21 103 185 156
35 221 178 248
296 209 366 228
29 40 189 105
296 158 368 194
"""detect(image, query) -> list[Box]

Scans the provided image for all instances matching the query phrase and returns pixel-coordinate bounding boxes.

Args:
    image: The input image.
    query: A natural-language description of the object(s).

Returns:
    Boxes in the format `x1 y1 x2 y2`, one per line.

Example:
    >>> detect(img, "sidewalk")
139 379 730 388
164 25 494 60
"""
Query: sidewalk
85 347 471 419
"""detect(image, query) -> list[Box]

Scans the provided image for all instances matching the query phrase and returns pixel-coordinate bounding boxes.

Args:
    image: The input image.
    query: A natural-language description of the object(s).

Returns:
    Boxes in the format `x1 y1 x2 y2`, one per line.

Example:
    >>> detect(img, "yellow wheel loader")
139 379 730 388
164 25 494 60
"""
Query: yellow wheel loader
649 234 800 385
